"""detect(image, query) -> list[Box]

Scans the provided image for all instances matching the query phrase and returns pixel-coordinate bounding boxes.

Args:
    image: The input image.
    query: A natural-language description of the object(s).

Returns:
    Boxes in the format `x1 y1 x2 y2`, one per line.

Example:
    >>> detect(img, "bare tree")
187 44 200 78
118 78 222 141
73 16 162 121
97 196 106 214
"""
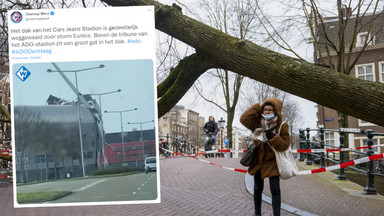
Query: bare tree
253 0 384 153
242 81 303 143
191 0 265 148
14 106 43 183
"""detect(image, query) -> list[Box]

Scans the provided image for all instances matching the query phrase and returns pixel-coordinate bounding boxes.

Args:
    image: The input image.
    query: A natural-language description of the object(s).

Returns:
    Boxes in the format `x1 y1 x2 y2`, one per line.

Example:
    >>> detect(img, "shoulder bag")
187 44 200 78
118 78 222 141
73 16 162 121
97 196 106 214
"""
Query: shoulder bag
240 143 258 166
267 121 299 180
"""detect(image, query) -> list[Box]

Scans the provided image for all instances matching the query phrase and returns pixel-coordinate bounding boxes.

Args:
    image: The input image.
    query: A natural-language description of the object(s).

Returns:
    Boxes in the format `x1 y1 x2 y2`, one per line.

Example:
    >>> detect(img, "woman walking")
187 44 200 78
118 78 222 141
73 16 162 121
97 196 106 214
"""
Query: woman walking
240 98 290 216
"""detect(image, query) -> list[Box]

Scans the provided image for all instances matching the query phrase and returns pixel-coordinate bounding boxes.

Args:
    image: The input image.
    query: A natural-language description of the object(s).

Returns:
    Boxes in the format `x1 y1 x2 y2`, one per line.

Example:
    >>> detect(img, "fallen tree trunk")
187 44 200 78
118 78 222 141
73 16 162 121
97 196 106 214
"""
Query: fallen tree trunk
103 0 384 126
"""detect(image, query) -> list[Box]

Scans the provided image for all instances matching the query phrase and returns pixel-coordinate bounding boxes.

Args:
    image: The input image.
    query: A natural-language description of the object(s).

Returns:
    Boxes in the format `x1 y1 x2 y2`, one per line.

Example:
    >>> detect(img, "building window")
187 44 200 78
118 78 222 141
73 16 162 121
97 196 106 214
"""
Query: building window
362 139 378 152
379 61 384 83
356 32 374 47
358 119 376 127
355 63 375 81
324 132 335 146
84 151 93 159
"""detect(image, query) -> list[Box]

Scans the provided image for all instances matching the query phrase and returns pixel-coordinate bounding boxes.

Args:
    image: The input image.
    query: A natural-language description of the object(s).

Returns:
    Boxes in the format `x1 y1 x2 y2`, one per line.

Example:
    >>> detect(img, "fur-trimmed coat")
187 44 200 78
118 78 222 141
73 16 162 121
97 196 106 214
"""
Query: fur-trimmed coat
240 98 290 179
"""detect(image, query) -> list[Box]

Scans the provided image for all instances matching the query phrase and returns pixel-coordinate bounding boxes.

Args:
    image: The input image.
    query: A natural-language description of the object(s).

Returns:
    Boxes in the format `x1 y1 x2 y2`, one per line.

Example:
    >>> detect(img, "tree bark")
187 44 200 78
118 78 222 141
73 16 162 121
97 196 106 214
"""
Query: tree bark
104 0 384 126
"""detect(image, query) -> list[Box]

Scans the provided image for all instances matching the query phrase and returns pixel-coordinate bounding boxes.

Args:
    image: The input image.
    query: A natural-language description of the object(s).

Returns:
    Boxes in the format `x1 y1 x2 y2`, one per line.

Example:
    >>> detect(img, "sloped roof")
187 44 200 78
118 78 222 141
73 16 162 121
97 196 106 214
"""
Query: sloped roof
317 12 384 54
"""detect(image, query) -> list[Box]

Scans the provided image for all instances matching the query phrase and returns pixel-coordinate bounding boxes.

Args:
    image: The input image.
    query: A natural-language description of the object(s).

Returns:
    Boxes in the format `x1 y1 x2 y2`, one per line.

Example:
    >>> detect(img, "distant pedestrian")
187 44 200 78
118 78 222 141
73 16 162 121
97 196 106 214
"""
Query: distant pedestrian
203 116 218 153
240 98 291 216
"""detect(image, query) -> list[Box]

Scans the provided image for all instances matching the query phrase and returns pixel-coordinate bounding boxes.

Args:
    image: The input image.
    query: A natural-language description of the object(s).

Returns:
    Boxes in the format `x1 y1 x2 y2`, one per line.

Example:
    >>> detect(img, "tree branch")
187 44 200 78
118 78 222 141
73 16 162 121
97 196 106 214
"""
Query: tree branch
0 104 11 123
102 0 384 126
157 52 219 117
193 83 226 113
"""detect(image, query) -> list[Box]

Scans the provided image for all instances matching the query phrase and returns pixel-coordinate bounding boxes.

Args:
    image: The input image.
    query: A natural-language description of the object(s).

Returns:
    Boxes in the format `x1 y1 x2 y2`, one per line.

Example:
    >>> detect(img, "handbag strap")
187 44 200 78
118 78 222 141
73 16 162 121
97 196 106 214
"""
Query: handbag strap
278 121 285 135
267 121 286 150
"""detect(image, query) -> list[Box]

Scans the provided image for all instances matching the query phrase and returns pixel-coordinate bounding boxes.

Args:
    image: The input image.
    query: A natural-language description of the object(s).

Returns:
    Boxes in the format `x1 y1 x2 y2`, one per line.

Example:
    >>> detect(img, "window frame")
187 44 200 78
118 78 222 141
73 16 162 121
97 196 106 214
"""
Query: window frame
324 132 335 146
358 119 376 127
355 63 376 81
379 61 384 83
356 32 374 47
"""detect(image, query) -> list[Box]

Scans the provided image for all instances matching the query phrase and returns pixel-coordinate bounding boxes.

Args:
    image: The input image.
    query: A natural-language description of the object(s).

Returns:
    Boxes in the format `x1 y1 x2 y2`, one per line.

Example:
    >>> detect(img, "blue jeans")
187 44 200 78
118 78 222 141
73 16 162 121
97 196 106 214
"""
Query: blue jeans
204 134 216 151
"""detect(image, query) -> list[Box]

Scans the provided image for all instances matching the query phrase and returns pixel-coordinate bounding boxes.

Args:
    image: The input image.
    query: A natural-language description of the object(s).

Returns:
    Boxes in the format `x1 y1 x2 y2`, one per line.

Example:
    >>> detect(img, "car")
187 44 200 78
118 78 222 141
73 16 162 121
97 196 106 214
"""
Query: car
144 157 157 174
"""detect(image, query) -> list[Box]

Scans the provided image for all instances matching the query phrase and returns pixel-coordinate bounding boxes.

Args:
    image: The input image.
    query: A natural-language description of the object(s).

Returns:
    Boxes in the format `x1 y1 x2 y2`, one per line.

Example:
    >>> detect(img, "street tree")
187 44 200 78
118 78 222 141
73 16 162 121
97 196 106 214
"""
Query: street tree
192 0 264 148
253 0 384 154
101 0 384 128
14 106 43 183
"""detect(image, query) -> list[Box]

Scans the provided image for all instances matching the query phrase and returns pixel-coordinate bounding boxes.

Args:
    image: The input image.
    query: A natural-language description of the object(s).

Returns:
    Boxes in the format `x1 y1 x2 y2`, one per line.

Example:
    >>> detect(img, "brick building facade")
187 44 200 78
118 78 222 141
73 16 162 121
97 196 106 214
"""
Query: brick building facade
314 10 384 155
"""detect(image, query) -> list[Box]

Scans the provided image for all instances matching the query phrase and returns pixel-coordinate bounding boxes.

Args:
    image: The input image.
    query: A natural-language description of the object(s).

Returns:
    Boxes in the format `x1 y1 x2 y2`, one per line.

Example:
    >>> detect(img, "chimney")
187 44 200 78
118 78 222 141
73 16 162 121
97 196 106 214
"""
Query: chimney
342 5 352 17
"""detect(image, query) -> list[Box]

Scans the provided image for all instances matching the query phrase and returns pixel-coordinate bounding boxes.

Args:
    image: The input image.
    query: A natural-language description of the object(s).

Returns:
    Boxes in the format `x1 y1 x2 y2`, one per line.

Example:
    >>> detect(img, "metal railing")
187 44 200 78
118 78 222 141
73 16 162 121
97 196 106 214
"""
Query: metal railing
159 135 199 156
299 127 384 195
0 138 12 184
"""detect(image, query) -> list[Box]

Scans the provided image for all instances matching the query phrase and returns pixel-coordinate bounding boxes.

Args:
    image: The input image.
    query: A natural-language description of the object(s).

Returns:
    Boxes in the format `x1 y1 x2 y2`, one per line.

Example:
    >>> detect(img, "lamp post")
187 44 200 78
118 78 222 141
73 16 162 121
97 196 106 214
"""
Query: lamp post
127 120 154 168
104 108 138 164
85 89 121 167
218 118 226 157
47 63 104 178
88 89 121 115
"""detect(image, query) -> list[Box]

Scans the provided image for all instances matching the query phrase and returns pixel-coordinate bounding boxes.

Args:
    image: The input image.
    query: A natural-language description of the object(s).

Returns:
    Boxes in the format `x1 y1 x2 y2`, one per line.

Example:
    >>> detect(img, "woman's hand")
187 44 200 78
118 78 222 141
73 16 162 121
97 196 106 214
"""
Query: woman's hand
265 129 275 139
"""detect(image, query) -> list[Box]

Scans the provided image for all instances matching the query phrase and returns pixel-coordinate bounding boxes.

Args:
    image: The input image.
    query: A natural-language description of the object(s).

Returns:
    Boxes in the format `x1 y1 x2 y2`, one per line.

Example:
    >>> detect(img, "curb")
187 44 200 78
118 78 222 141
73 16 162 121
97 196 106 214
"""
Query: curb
244 173 317 216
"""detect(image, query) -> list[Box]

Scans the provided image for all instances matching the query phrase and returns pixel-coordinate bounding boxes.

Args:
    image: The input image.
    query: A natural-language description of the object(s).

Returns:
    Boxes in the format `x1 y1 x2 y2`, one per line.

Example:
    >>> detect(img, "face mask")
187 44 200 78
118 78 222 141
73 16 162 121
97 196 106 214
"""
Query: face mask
262 113 275 121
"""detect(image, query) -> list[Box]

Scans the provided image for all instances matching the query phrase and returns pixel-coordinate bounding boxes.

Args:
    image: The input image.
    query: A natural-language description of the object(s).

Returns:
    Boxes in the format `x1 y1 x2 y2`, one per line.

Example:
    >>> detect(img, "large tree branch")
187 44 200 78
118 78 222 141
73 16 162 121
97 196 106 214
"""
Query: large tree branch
0 104 11 123
103 0 384 126
157 52 219 117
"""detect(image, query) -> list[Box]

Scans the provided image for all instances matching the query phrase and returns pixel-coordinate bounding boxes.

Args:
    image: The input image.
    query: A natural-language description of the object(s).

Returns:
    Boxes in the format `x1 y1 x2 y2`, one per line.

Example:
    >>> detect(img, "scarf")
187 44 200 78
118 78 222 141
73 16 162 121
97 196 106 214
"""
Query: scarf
253 115 279 145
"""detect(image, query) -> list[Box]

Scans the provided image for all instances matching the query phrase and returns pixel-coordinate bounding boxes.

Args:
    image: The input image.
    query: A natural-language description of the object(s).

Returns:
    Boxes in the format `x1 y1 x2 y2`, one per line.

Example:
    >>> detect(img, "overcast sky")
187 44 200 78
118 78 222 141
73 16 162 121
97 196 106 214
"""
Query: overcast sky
12 60 156 133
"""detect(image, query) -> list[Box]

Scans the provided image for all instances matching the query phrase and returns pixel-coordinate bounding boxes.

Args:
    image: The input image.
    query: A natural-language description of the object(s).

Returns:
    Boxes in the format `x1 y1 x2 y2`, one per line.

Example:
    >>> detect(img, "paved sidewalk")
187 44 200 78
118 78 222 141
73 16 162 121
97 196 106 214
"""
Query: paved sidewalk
0 157 295 216
246 161 384 216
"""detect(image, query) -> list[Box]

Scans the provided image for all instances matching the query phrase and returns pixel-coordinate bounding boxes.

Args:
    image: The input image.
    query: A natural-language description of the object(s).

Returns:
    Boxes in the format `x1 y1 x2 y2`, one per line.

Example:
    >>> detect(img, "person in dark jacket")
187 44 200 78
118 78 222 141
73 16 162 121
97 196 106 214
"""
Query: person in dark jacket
240 98 290 216
203 116 218 151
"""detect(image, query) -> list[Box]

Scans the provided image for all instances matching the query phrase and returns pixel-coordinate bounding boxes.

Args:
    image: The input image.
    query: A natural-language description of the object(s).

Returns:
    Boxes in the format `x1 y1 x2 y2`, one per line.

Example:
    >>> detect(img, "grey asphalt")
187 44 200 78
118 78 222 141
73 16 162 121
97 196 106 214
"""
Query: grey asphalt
51 172 157 202
16 172 157 203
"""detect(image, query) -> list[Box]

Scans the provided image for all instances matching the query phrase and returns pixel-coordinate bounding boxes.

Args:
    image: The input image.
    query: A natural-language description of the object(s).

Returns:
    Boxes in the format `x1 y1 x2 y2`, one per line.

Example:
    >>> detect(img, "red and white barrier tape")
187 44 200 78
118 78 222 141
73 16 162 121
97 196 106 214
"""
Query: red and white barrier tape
186 144 384 156
0 175 12 179
159 147 247 173
292 144 384 153
159 147 384 176
299 153 384 175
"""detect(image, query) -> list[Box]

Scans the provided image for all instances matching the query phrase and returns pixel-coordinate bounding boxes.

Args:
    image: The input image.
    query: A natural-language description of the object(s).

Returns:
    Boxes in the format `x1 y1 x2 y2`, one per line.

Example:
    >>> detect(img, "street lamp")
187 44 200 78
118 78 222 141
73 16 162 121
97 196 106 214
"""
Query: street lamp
47 63 105 178
127 120 155 168
218 117 226 157
104 108 138 164
86 89 122 114
84 89 122 167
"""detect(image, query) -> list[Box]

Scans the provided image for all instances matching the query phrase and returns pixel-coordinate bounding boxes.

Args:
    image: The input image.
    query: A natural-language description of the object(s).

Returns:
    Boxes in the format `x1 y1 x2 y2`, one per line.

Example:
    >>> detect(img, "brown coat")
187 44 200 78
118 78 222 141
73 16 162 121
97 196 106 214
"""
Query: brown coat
240 98 290 179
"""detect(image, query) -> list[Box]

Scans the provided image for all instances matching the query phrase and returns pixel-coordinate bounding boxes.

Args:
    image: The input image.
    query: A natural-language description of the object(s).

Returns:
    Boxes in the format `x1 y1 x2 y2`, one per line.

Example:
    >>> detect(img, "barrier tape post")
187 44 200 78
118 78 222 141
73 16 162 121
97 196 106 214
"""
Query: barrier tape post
319 127 326 168
299 130 306 162
336 131 347 181
364 130 377 195
305 128 313 165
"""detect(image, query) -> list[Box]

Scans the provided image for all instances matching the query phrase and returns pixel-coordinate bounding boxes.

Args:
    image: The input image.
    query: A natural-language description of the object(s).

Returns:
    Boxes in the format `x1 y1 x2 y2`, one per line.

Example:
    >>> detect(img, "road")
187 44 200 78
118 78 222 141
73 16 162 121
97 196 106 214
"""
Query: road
17 172 157 203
